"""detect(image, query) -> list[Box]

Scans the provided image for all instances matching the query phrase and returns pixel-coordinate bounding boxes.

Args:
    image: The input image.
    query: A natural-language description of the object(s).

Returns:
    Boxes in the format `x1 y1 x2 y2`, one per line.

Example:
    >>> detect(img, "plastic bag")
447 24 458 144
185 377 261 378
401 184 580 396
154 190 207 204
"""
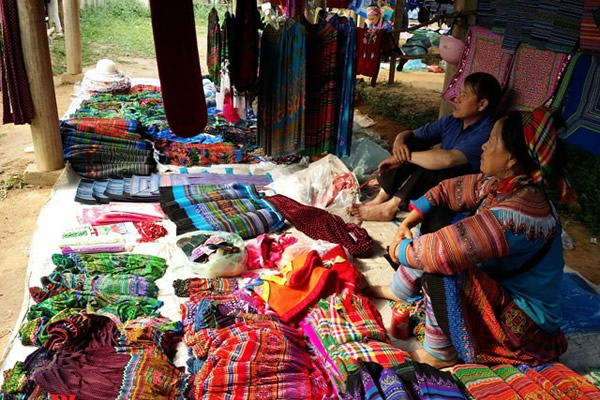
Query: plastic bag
341 136 391 184
402 59 427 72
267 154 359 220
173 230 247 278
560 273 600 334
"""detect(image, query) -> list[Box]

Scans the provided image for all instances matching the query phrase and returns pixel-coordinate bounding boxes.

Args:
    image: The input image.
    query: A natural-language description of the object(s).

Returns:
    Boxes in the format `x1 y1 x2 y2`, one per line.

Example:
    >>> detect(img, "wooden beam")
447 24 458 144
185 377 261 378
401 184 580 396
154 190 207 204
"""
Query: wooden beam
16 0 64 171
388 0 405 84
64 0 82 75
438 0 477 118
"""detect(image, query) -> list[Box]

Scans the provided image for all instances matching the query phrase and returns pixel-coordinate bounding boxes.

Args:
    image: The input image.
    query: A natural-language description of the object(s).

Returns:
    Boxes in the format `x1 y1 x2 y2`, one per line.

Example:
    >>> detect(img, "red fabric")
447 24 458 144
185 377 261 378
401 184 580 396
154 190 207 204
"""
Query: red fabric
322 245 362 293
148 0 207 138
267 194 374 257
356 28 385 87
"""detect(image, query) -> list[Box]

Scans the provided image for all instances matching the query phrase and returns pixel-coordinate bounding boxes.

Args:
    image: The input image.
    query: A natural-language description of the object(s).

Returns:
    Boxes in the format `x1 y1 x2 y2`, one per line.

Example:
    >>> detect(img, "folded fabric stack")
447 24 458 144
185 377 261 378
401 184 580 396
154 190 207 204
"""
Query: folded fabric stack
452 363 600 399
180 296 335 399
61 119 155 179
301 290 409 395
160 183 284 237
160 172 271 188
75 174 161 204
80 202 166 225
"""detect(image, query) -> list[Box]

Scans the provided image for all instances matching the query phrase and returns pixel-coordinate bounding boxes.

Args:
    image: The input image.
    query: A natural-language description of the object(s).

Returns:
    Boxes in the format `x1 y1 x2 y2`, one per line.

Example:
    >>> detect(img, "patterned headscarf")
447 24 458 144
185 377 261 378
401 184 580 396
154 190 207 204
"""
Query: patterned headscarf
367 6 381 17
522 106 578 204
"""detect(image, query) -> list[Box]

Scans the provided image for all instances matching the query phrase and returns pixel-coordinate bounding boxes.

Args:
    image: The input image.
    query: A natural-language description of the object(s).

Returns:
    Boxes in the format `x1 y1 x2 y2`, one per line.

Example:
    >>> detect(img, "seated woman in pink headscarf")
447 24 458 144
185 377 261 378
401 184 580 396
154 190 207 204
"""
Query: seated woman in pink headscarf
366 5 393 30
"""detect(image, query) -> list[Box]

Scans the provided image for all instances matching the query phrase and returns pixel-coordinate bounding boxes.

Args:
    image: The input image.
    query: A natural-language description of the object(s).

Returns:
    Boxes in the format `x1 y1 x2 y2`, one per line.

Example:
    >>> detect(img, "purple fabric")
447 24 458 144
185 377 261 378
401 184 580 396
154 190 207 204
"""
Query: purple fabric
0 0 34 124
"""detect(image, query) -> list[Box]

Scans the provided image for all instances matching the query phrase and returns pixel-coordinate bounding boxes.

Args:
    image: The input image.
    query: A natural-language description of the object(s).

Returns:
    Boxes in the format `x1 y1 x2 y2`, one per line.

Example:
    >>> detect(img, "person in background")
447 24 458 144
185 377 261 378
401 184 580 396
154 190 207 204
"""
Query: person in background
366 107 575 368
366 5 393 30
350 72 502 225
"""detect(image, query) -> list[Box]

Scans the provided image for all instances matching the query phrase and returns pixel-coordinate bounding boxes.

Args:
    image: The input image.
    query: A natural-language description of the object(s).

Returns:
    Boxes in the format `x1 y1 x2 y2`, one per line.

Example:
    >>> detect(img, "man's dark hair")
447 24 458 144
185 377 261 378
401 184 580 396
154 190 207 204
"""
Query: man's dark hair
464 72 502 114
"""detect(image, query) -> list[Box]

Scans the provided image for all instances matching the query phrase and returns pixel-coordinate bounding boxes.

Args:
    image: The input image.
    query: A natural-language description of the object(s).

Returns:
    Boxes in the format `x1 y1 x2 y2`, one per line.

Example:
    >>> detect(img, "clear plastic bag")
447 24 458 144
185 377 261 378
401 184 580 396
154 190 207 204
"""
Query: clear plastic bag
341 136 390 184
173 230 248 278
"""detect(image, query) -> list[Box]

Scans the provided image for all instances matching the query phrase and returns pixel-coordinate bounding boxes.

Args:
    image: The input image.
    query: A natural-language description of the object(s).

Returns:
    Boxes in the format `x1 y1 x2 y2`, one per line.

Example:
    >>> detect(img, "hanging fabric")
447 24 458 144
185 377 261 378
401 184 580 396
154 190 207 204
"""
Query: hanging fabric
207 7 221 86
258 20 306 156
580 0 600 54
230 0 261 92
329 15 357 157
148 0 207 138
356 27 385 87
0 0 34 125
302 15 338 156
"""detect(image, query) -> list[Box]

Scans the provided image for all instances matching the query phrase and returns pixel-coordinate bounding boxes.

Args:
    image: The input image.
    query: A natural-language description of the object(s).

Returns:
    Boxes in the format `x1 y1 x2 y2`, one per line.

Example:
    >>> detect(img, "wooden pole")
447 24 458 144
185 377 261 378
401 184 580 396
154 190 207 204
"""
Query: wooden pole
388 0 405 84
438 0 477 118
16 0 64 171
63 0 82 75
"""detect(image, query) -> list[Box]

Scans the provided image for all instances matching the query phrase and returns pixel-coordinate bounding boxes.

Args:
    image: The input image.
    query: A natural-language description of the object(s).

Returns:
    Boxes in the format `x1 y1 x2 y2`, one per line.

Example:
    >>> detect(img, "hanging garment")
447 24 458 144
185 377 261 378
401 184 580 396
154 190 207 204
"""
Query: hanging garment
230 0 260 92
580 0 600 54
267 194 374 257
303 16 338 156
148 0 207 138
0 0 34 124
545 0 585 53
329 15 357 157
501 0 537 53
442 26 513 103
551 52 600 155
356 28 385 88
505 44 569 111
258 20 306 156
207 8 221 86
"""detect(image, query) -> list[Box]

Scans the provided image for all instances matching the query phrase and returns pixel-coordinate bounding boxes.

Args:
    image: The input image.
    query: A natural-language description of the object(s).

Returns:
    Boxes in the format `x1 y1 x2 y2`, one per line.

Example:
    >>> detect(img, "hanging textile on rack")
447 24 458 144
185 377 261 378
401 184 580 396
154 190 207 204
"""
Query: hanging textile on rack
148 0 207 138
329 15 357 157
258 20 306 156
302 16 338 156
230 0 261 92
551 52 600 155
580 0 600 54
505 44 569 111
545 0 585 53
207 8 221 86
442 26 513 103
0 0 34 125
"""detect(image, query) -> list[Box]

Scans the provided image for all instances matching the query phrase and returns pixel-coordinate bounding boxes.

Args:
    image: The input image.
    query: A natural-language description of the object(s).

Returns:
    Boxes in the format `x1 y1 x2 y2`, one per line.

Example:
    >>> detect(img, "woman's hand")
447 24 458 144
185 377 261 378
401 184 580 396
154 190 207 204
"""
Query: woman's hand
392 133 411 163
389 223 413 263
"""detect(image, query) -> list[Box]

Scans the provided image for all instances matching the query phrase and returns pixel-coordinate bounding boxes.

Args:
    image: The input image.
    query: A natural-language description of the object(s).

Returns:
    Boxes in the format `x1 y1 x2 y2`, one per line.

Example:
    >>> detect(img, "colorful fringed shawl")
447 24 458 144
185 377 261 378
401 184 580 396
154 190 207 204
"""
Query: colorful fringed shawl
551 52 600 155
442 26 513 103
207 8 221 85
580 0 600 55
505 44 569 111
258 20 306 156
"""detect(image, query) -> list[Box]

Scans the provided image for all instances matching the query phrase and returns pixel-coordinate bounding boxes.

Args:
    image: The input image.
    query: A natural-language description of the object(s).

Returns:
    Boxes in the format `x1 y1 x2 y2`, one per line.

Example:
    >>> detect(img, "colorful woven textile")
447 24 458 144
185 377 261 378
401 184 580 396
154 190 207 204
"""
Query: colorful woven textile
580 0 600 54
301 290 408 394
62 118 140 140
50 253 168 281
160 183 284 238
505 45 569 111
303 16 338 156
267 194 373 257
330 15 357 157
182 298 333 399
0 0 34 125
172 277 238 297
258 20 306 156
546 0 585 53
207 7 221 85
452 364 600 400
160 172 271 188
442 26 513 103
551 52 600 155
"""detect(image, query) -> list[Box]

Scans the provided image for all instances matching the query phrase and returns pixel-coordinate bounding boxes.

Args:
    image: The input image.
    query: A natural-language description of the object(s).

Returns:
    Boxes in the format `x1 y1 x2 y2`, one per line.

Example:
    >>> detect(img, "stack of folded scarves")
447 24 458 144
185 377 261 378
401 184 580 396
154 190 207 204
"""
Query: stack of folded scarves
61 119 155 179
159 182 284 238
75 174 161 204
301 290 409 395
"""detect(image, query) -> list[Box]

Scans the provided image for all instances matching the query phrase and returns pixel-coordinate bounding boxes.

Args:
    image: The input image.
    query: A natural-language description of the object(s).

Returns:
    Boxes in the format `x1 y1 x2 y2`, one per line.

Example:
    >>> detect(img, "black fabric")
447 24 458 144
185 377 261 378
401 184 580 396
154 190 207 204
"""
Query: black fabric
420 206 458 234
148 0 207 138
421 273 455 357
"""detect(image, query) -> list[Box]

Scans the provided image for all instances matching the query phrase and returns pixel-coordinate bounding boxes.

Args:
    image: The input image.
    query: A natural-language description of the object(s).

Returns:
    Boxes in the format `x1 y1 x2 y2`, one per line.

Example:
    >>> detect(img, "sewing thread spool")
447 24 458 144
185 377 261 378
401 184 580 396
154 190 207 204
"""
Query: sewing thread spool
390 304 410 339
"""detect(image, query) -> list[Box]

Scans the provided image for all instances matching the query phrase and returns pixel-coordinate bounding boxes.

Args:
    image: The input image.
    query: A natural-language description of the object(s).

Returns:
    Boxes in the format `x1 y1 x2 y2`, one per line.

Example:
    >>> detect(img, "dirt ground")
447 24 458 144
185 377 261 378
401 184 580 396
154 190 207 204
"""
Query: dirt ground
0 39 599 362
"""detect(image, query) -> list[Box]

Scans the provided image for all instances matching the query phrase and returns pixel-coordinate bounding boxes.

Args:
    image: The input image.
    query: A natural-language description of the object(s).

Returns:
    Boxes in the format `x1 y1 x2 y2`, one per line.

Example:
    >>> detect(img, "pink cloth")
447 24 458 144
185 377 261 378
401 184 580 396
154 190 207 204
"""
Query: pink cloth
246 233 298 270
80 203 166 225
